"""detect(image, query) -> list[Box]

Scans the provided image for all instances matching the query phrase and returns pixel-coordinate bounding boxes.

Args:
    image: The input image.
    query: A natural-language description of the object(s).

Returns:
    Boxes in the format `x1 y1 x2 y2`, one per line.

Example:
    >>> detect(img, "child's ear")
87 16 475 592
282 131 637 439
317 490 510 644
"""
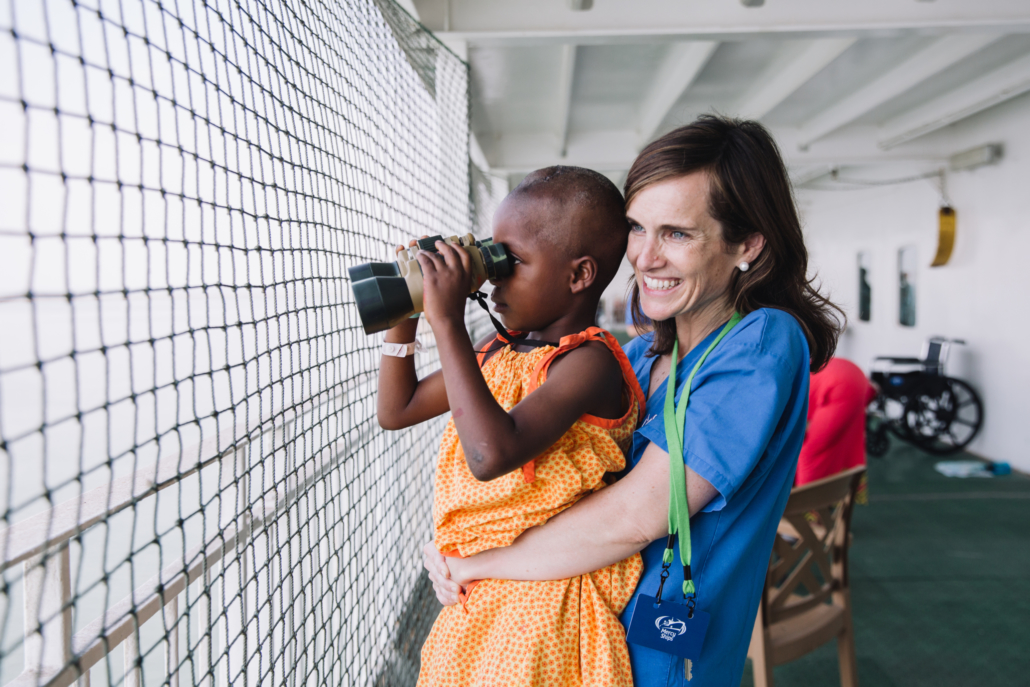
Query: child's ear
569 256 598 294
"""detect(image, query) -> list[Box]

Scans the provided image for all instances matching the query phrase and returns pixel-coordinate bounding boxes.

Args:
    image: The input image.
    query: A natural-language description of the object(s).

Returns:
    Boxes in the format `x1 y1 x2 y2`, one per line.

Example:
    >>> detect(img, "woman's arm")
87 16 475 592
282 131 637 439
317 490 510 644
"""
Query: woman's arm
425 439 719 603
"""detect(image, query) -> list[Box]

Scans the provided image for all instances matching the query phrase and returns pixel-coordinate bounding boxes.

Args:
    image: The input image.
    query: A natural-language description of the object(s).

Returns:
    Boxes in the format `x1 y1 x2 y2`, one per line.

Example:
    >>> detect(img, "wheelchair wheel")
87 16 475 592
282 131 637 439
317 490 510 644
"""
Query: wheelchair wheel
904 377 983 455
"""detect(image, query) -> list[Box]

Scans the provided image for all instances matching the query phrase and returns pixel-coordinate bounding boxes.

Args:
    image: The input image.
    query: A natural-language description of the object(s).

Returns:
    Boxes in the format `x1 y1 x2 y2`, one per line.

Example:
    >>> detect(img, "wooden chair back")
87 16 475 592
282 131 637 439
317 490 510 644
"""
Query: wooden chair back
758 465 866 629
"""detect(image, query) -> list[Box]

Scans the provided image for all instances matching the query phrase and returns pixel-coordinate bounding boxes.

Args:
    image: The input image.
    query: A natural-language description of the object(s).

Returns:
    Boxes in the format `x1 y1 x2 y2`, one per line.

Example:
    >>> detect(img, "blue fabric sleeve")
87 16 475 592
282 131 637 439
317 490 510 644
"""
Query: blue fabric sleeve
637 313 805 511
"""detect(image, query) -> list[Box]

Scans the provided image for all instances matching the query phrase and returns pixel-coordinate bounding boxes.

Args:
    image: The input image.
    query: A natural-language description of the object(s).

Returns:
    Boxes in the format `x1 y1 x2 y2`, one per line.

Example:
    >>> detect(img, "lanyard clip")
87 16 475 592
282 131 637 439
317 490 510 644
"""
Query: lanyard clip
655 565 670 606
655 534 676 605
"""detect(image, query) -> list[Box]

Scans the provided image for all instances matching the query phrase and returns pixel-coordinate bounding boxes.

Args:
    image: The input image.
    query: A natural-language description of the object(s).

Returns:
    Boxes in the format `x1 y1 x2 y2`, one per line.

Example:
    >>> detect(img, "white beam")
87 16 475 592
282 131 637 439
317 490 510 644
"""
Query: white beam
483 126 950 176
637 41 719 148
419 0 1030 45
556 44 578 157
797 33 1001 149
735 38 856 120
484 130 638 174
878 51 1030 149
790 166 834 186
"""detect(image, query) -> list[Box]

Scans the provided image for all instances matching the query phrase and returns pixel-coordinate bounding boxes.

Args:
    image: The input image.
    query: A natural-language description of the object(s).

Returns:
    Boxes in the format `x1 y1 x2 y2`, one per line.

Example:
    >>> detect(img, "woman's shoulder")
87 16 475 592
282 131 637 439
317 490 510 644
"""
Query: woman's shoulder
728 307 809 363
622 331 652 361
619 309 807 364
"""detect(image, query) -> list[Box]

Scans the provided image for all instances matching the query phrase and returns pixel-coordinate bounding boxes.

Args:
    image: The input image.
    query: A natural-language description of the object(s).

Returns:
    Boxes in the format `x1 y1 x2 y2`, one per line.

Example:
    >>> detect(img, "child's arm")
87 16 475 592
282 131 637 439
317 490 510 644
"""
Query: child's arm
376 241 496 430
376 315 450 430
417 241 623 482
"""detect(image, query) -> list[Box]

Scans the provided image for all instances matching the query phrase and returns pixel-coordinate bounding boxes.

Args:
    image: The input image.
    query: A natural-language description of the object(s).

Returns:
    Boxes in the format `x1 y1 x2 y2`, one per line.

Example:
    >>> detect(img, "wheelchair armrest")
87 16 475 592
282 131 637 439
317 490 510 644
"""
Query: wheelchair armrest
873 357 923 364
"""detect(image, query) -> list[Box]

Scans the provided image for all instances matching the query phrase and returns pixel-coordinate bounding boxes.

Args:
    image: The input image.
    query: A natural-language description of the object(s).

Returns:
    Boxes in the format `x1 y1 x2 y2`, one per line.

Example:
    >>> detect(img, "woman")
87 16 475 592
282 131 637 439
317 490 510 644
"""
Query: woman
424 116 842 686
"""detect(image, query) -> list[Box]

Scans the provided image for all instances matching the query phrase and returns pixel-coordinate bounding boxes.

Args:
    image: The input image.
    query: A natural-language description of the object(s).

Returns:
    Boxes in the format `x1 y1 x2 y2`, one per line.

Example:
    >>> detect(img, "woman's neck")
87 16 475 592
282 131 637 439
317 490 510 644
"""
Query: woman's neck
673 298 735 359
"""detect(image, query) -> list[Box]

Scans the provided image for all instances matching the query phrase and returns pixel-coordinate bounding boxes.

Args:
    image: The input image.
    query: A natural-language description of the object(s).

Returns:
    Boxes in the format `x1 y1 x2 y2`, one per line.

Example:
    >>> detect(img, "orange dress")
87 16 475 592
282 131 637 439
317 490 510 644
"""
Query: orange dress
419 327 646 687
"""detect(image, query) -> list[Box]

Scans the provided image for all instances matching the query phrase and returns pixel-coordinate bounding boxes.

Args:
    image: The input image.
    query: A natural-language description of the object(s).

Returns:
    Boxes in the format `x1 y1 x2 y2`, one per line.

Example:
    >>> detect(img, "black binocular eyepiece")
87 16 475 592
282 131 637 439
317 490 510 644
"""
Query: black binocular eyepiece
348 234 513 334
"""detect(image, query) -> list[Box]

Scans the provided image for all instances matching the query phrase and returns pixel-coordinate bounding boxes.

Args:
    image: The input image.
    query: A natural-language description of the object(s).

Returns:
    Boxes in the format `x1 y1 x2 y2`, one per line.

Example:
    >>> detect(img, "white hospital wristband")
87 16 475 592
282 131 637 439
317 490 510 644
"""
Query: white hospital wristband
382 341 422 358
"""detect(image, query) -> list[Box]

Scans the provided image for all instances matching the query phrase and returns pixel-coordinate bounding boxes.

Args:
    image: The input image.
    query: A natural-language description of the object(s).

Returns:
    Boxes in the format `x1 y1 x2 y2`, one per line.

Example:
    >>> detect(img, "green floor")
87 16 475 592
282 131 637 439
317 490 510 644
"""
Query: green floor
741 442 1030 687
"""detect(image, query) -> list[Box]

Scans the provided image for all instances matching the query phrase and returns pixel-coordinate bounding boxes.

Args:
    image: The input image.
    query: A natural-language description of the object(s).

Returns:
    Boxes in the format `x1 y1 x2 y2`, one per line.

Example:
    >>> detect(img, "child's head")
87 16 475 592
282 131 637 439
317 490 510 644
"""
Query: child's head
489 166 628 332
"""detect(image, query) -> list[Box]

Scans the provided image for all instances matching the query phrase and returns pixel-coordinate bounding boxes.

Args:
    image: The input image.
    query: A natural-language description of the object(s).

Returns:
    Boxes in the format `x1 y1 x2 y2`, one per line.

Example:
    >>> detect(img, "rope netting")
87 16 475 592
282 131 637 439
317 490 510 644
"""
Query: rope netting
0 0 500 684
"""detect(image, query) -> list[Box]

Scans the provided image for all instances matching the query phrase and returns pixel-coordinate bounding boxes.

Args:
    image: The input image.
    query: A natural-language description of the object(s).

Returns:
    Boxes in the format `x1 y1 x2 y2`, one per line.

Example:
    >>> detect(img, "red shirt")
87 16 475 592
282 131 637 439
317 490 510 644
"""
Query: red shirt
796 357 877 486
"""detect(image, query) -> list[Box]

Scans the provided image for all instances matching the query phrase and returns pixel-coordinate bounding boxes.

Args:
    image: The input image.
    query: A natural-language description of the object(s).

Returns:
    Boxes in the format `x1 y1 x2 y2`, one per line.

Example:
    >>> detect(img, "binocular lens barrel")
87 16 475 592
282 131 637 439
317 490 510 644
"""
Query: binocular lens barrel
348 265 416 334
479 241 512 281
349 235 513 335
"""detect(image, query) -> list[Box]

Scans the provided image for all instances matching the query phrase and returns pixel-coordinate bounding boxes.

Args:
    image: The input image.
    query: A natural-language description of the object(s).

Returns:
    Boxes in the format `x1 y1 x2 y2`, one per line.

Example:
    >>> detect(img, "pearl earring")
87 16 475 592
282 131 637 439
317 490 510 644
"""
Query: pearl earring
738 261 750 272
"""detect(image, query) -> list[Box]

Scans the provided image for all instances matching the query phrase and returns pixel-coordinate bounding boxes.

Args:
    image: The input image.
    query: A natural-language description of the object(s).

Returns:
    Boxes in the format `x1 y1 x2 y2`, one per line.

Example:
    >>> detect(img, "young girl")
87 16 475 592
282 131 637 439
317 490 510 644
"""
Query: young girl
377 166 644 687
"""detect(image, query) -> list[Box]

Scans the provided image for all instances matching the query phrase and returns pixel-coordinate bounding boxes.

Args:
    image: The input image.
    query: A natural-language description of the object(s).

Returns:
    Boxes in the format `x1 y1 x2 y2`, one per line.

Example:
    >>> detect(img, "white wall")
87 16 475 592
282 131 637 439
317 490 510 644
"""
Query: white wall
800 92 1030 471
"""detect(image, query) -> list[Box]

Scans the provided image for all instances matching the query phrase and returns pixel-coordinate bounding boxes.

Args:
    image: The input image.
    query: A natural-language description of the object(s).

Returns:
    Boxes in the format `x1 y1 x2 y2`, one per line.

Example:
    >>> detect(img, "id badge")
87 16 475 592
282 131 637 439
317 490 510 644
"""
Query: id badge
626 595 710 660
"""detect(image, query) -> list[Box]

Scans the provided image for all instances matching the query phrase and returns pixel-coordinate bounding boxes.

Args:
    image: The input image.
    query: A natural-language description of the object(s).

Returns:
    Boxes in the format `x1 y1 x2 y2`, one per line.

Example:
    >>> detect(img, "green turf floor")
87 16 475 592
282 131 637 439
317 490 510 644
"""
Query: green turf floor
740 442 1030 687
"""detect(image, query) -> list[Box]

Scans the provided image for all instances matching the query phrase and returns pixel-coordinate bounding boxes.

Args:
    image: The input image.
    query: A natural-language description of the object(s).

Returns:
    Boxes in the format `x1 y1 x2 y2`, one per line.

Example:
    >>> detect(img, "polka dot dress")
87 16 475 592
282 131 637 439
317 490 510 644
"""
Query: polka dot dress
419 328 646 687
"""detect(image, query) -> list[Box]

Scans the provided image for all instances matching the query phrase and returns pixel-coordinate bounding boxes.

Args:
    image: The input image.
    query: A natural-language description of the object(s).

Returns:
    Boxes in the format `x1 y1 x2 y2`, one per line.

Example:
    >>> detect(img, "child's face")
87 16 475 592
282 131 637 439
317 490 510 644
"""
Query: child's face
488 198 575 332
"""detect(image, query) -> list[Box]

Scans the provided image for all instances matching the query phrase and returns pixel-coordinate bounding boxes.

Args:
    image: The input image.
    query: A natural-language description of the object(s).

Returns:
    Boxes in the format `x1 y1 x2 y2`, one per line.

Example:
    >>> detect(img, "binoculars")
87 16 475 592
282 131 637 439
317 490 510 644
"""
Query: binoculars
348 234 513 334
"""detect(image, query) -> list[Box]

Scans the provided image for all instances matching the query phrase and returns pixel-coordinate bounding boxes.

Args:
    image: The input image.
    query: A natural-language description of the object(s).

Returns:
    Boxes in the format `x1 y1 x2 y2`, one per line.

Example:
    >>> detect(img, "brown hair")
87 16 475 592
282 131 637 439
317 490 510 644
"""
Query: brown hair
626 115 843 371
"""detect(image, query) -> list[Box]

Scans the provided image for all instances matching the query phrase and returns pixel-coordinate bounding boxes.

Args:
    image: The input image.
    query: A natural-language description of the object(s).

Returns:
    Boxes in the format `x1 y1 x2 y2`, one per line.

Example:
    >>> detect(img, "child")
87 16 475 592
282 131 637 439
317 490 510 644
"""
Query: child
377 166 644 687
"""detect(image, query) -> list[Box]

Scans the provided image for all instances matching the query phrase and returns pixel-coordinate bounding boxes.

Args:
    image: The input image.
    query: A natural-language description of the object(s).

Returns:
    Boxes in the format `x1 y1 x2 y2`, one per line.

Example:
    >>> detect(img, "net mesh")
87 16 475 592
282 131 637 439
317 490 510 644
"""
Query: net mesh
0 0 495 684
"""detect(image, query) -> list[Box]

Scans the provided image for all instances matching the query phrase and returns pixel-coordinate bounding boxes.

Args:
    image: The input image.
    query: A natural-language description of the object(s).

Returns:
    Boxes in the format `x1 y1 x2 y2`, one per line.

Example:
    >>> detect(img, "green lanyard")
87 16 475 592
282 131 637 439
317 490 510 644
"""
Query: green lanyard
661 312 742 600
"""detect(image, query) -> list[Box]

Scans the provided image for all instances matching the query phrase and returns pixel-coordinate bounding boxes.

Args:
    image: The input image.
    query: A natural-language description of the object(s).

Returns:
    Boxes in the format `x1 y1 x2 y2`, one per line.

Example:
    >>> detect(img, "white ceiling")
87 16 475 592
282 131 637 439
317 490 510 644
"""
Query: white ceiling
408 0 1030 186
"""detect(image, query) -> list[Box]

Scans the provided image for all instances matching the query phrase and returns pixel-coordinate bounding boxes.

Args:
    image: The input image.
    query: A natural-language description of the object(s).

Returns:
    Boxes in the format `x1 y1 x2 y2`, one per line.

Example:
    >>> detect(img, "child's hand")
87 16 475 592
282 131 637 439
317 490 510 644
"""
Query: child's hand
417 240 474 327
394 236 427 256
384 237 428 341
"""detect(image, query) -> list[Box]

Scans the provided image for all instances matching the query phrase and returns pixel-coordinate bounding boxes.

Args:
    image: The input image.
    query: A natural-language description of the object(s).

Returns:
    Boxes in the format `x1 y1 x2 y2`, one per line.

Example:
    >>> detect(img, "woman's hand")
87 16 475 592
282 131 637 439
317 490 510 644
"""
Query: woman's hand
423 541 463 606
417 240 474 326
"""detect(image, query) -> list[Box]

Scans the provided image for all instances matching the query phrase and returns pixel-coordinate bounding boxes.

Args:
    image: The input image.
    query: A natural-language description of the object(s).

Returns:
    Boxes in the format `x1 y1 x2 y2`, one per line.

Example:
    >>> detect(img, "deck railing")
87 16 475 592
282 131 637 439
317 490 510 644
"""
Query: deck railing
4 386 340 686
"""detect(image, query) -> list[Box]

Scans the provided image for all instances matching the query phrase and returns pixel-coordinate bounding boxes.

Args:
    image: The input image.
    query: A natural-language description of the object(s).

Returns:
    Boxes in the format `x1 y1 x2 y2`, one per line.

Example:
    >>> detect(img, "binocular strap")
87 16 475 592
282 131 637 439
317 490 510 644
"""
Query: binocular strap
468 291 559 356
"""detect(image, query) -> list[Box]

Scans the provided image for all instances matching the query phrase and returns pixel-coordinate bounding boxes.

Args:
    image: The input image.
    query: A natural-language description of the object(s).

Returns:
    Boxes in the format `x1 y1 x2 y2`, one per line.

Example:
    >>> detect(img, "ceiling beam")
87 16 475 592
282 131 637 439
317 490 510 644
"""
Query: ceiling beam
734 38 856 120
637 41 719 148
556 44 578 157
878 51 1030 149
797 33 1002 149
418 0 1030 45
790 165 836 186
483 130 638 174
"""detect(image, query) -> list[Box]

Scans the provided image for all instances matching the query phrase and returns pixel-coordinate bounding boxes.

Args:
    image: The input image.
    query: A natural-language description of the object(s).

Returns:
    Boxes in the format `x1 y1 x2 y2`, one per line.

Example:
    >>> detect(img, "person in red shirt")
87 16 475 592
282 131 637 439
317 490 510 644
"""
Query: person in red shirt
797 357 877 488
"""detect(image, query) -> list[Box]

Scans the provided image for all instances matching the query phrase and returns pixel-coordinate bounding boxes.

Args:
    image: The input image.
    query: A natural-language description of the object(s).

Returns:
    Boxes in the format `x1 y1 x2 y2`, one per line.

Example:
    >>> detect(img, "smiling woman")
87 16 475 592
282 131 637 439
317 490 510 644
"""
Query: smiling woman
626 116 842 367
424 115 845 687
626 173 765 339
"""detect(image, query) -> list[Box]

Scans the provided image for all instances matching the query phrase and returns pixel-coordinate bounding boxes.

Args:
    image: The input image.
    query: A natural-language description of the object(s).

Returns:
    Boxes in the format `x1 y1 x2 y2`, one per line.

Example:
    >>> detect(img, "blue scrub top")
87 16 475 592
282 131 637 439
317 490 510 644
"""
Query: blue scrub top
620 308 809 686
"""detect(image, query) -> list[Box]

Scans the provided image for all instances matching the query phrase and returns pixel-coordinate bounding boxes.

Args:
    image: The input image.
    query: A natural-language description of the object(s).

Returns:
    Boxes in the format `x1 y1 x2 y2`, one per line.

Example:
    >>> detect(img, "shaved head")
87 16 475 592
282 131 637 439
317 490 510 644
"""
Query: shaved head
506 166 629 291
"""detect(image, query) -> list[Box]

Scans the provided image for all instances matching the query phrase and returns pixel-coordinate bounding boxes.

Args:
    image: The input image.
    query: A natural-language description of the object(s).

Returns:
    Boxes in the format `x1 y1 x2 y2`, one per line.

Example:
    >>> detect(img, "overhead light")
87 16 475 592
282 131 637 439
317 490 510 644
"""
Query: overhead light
568 0 593 10
948 144 1003 171
740 0 764 6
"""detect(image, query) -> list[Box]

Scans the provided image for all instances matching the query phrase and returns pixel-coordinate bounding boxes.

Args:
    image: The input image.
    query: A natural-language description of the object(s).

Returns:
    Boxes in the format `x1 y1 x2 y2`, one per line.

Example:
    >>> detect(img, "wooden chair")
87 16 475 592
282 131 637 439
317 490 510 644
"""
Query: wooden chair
747 465 866 687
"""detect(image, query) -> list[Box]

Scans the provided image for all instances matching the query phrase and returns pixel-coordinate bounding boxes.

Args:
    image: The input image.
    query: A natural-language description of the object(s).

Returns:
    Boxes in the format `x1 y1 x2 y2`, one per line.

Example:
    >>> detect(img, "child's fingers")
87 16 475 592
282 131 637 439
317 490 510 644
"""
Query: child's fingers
397 236 427 253
434 240 461 269
454 242 472 272
416 250 441 272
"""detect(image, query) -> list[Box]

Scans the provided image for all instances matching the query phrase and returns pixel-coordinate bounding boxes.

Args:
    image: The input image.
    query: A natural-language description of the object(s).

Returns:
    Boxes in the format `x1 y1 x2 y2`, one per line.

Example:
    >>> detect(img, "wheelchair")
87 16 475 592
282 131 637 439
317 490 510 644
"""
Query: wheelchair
866 337 983 456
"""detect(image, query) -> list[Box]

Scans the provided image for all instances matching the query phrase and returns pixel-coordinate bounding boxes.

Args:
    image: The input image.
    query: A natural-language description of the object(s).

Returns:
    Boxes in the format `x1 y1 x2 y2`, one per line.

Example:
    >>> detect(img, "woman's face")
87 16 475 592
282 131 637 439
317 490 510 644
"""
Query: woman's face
626 172 743 324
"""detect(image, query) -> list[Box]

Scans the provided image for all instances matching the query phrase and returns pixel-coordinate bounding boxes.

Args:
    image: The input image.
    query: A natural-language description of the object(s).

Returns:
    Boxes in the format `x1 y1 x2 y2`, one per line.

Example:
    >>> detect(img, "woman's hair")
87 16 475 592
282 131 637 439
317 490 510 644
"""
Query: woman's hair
626 115 843 371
